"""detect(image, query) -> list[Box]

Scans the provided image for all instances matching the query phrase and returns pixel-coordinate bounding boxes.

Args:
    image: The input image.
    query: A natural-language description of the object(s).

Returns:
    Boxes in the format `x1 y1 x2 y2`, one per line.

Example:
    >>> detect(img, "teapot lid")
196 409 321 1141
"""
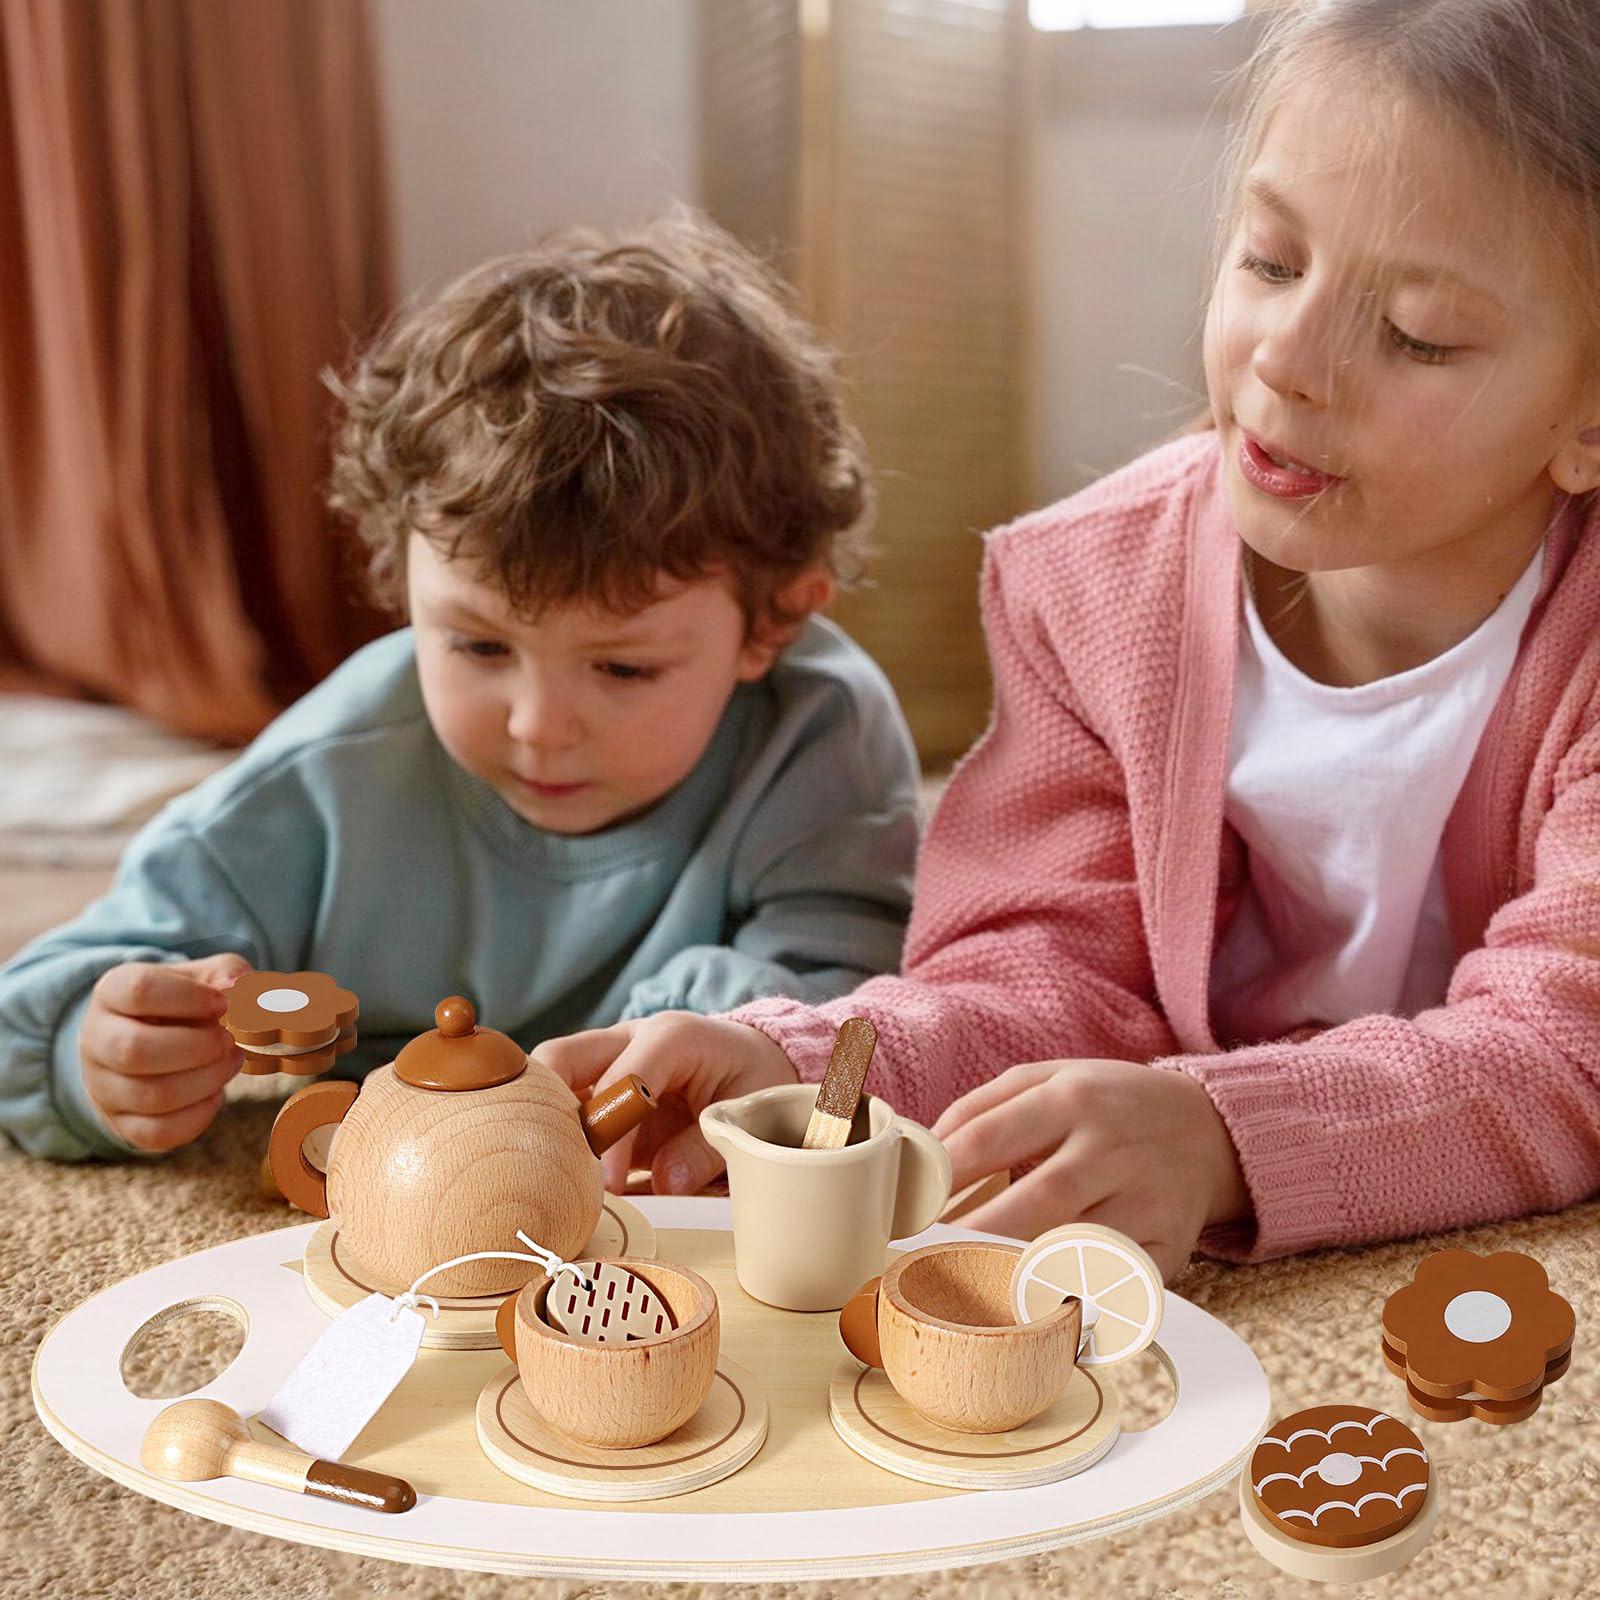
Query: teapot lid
394 997 527 1091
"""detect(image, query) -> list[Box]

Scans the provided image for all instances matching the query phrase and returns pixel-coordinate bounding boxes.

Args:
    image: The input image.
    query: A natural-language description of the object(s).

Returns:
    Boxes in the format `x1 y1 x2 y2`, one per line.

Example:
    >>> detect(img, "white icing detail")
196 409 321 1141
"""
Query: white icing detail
1254 1446 1426 1495
1316 1451 1362 1487
1278 1481 1427 1525
1095 1269 1140 1297
256 987 311 1013
1255 1413 1393 1453
1098 1306 1144 1329
1444 1290 1512 1343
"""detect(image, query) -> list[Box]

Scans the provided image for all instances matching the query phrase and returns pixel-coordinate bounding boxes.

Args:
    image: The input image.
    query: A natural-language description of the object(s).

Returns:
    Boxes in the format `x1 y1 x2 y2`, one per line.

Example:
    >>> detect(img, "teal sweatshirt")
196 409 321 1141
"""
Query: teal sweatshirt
0 620 920 1160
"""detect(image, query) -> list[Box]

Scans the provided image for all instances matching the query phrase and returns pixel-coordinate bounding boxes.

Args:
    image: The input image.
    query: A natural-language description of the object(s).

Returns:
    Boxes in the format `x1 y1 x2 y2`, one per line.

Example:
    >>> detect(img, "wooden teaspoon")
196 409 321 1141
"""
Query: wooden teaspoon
140 1398 416 1513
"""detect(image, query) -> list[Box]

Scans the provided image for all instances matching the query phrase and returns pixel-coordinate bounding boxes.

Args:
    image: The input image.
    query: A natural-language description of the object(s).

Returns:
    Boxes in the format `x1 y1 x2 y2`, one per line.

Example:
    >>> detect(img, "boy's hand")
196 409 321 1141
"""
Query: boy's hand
81 953 254 1153
930 1058 1251 1282
534 1012 799 1196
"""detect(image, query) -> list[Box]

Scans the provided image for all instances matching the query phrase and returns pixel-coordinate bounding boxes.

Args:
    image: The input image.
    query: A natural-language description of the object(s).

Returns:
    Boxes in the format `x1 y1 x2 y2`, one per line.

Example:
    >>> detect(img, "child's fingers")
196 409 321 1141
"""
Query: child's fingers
177 951 254 991
582 1015 796 1190
534 1023 635 1093
930 1061 1058 1142
86 1012 238 1078
626 1092 693 1173
583 1023 688 1106
938 1086 1071 1193
1077 1196 1185 1284
587 1013 782 1108
85 1050 241 1118
106 1090 226 1155
598 1127 638 1194
646 1121 726 1196
94 961 230 1023
586 1024 709 1189
956 1146 1113 1242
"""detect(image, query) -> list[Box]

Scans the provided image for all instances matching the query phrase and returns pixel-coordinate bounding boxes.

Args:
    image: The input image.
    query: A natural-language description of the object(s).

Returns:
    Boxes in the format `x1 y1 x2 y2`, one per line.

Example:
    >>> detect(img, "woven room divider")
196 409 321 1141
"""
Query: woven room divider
700 0 1030 766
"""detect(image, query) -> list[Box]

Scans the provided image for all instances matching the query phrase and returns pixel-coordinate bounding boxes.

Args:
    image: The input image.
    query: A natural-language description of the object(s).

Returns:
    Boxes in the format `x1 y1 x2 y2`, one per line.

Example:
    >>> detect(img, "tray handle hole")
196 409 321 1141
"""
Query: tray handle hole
1108 1342 1176 1432
119 1296 249 1400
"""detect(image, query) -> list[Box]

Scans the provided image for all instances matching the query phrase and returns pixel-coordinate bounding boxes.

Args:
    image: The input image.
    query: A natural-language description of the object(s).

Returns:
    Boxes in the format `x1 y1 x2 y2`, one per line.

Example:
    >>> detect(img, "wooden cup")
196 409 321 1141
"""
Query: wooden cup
838 1241 1082 1433
495 1259 720 1449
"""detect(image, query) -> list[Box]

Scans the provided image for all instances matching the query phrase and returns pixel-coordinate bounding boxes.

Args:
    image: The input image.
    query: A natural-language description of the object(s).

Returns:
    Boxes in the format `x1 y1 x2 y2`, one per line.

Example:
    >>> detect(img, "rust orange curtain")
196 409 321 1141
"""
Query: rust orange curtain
0 0 393 740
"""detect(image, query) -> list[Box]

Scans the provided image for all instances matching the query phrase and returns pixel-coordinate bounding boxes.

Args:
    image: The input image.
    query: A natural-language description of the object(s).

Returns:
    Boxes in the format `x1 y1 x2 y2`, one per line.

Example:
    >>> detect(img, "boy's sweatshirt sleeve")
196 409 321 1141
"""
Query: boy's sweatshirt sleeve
619 654 922 1019
1165 716 1600 1263
727 537 1181 1127
0 814 283 1161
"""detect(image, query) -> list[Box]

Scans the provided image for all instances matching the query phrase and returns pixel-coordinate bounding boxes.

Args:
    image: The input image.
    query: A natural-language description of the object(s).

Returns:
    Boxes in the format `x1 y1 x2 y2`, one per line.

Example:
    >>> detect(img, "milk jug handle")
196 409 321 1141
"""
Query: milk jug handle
890 1119 953 1239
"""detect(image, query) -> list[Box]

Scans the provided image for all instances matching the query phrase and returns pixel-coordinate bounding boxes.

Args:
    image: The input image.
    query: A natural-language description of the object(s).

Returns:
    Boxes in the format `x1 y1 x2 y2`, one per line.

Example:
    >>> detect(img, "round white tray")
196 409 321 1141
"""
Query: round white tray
32 1196 1270 1581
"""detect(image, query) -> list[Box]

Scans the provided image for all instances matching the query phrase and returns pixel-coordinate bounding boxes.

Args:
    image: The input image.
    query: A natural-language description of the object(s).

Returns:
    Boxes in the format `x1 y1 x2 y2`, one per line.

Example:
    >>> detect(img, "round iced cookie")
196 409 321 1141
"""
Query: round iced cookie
1241 1403 1441 1584
1249 1404 1429 1549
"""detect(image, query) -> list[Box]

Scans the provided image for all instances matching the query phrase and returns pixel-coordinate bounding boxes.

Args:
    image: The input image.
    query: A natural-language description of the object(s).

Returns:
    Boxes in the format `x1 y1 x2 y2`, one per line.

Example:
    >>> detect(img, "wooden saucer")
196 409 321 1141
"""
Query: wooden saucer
476 1357 767 1501
827 1357 1120 1489
299 1197 656 1350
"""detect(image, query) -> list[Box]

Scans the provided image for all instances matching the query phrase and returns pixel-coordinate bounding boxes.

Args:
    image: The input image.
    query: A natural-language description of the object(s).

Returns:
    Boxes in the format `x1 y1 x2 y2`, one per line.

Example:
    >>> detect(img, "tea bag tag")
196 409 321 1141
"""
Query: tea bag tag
258 1232 588 1459
258 1293 426 1462
544 1259 676 1345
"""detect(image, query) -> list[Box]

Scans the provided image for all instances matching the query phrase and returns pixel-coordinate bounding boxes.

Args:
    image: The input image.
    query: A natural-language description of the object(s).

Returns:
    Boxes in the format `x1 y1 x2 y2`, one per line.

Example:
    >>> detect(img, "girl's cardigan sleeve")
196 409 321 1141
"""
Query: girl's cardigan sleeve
1168 711 1600 1262
736 509 1600 1264
728 531 1181 1129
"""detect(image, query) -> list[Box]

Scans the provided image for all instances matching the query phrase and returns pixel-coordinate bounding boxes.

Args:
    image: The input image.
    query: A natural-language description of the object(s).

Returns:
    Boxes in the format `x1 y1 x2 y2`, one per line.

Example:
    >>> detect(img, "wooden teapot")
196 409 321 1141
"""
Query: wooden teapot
267 997 653 1296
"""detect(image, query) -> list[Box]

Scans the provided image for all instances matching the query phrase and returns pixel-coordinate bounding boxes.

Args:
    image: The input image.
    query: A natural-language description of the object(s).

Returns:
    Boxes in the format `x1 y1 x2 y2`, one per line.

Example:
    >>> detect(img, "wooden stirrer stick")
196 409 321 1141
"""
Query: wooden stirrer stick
802 1018 877 1150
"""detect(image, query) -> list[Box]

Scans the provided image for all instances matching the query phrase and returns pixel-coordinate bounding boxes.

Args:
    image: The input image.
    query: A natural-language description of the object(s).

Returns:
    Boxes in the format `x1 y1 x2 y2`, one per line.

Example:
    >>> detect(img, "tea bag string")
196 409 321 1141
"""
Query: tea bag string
388 1229 595 1322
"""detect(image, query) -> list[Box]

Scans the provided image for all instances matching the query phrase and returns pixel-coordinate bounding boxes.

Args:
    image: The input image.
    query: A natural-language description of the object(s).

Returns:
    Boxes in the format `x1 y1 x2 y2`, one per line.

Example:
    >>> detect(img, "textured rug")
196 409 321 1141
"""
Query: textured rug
6 1091 1596 1600
4 861 1597 1598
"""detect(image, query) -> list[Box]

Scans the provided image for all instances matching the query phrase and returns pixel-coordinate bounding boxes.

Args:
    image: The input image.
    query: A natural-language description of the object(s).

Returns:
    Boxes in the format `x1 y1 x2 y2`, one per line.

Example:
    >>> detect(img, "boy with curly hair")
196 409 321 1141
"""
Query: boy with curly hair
0 211 919 1161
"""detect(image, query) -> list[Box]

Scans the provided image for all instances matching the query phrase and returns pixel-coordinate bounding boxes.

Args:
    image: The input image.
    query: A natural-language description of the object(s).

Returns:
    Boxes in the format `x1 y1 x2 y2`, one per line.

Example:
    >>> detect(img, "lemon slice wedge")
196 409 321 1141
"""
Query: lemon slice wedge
1010 1223 1163 1366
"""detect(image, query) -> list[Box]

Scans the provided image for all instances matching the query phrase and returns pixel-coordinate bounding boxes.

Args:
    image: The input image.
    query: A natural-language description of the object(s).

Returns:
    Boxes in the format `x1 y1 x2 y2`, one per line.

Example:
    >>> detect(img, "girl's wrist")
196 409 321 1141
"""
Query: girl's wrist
727 1018 801 1087
1208 1148 1252 1229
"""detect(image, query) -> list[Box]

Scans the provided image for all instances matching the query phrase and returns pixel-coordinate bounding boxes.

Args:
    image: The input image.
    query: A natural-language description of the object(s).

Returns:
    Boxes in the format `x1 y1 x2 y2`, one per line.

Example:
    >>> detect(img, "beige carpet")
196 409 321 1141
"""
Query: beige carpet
3 883 1597 1597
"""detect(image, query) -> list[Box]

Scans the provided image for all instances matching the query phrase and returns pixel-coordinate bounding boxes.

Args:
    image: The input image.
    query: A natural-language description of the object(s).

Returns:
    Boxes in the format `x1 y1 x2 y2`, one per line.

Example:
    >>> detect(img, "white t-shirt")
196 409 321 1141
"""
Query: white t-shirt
1208 547 1543 1044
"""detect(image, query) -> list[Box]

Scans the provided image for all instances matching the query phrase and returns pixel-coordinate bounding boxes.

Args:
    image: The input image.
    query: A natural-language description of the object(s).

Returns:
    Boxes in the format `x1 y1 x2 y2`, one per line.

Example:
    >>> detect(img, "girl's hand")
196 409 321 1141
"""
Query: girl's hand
81 953 253 1152
533 1013 800 1195
930 1058 1250 1282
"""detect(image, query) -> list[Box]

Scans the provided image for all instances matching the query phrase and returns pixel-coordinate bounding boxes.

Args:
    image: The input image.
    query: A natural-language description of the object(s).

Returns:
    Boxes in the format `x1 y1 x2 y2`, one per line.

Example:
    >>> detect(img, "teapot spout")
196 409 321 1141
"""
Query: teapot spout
579 1074 655 1156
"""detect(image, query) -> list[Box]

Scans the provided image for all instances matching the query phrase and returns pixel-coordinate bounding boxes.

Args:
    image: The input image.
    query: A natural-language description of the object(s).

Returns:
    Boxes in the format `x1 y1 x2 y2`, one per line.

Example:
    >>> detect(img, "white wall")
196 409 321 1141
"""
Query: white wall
372 0 701 299
1028 21 1256 502
372 3 1251 511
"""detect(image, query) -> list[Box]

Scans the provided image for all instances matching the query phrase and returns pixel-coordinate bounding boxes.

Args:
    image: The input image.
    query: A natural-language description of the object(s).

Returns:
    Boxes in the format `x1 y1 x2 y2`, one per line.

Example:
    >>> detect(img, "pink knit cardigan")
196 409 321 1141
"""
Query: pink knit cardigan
734 432 1600 1262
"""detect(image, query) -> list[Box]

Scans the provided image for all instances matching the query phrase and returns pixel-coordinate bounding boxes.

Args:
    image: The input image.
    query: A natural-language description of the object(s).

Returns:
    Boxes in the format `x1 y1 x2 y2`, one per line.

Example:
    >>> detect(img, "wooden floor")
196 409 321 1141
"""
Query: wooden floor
0 865 114 961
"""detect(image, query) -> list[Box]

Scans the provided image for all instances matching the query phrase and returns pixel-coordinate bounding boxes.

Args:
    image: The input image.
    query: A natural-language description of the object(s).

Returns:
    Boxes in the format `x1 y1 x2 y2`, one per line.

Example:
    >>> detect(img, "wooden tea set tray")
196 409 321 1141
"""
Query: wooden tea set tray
32 1195 1271 1582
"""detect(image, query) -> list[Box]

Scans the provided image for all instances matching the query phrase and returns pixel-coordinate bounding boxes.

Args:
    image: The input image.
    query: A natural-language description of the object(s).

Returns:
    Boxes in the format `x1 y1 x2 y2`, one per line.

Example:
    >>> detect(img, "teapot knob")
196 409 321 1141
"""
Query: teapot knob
394 995 526 1090
436 996 476 1038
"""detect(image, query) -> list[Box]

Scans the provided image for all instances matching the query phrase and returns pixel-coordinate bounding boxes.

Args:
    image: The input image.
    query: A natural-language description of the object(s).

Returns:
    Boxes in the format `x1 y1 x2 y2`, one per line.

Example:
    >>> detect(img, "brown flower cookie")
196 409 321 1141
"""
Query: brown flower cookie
1382 1341 1572 1425
1249 1405 1430 1550
1382 1250 1574 1423
224 971 358 1076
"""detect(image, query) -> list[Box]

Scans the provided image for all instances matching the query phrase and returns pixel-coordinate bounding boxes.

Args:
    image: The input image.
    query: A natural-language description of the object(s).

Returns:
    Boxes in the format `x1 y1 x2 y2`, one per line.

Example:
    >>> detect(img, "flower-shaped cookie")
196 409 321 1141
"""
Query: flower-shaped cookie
225 971 358 1076
1382 1250 1573 1423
